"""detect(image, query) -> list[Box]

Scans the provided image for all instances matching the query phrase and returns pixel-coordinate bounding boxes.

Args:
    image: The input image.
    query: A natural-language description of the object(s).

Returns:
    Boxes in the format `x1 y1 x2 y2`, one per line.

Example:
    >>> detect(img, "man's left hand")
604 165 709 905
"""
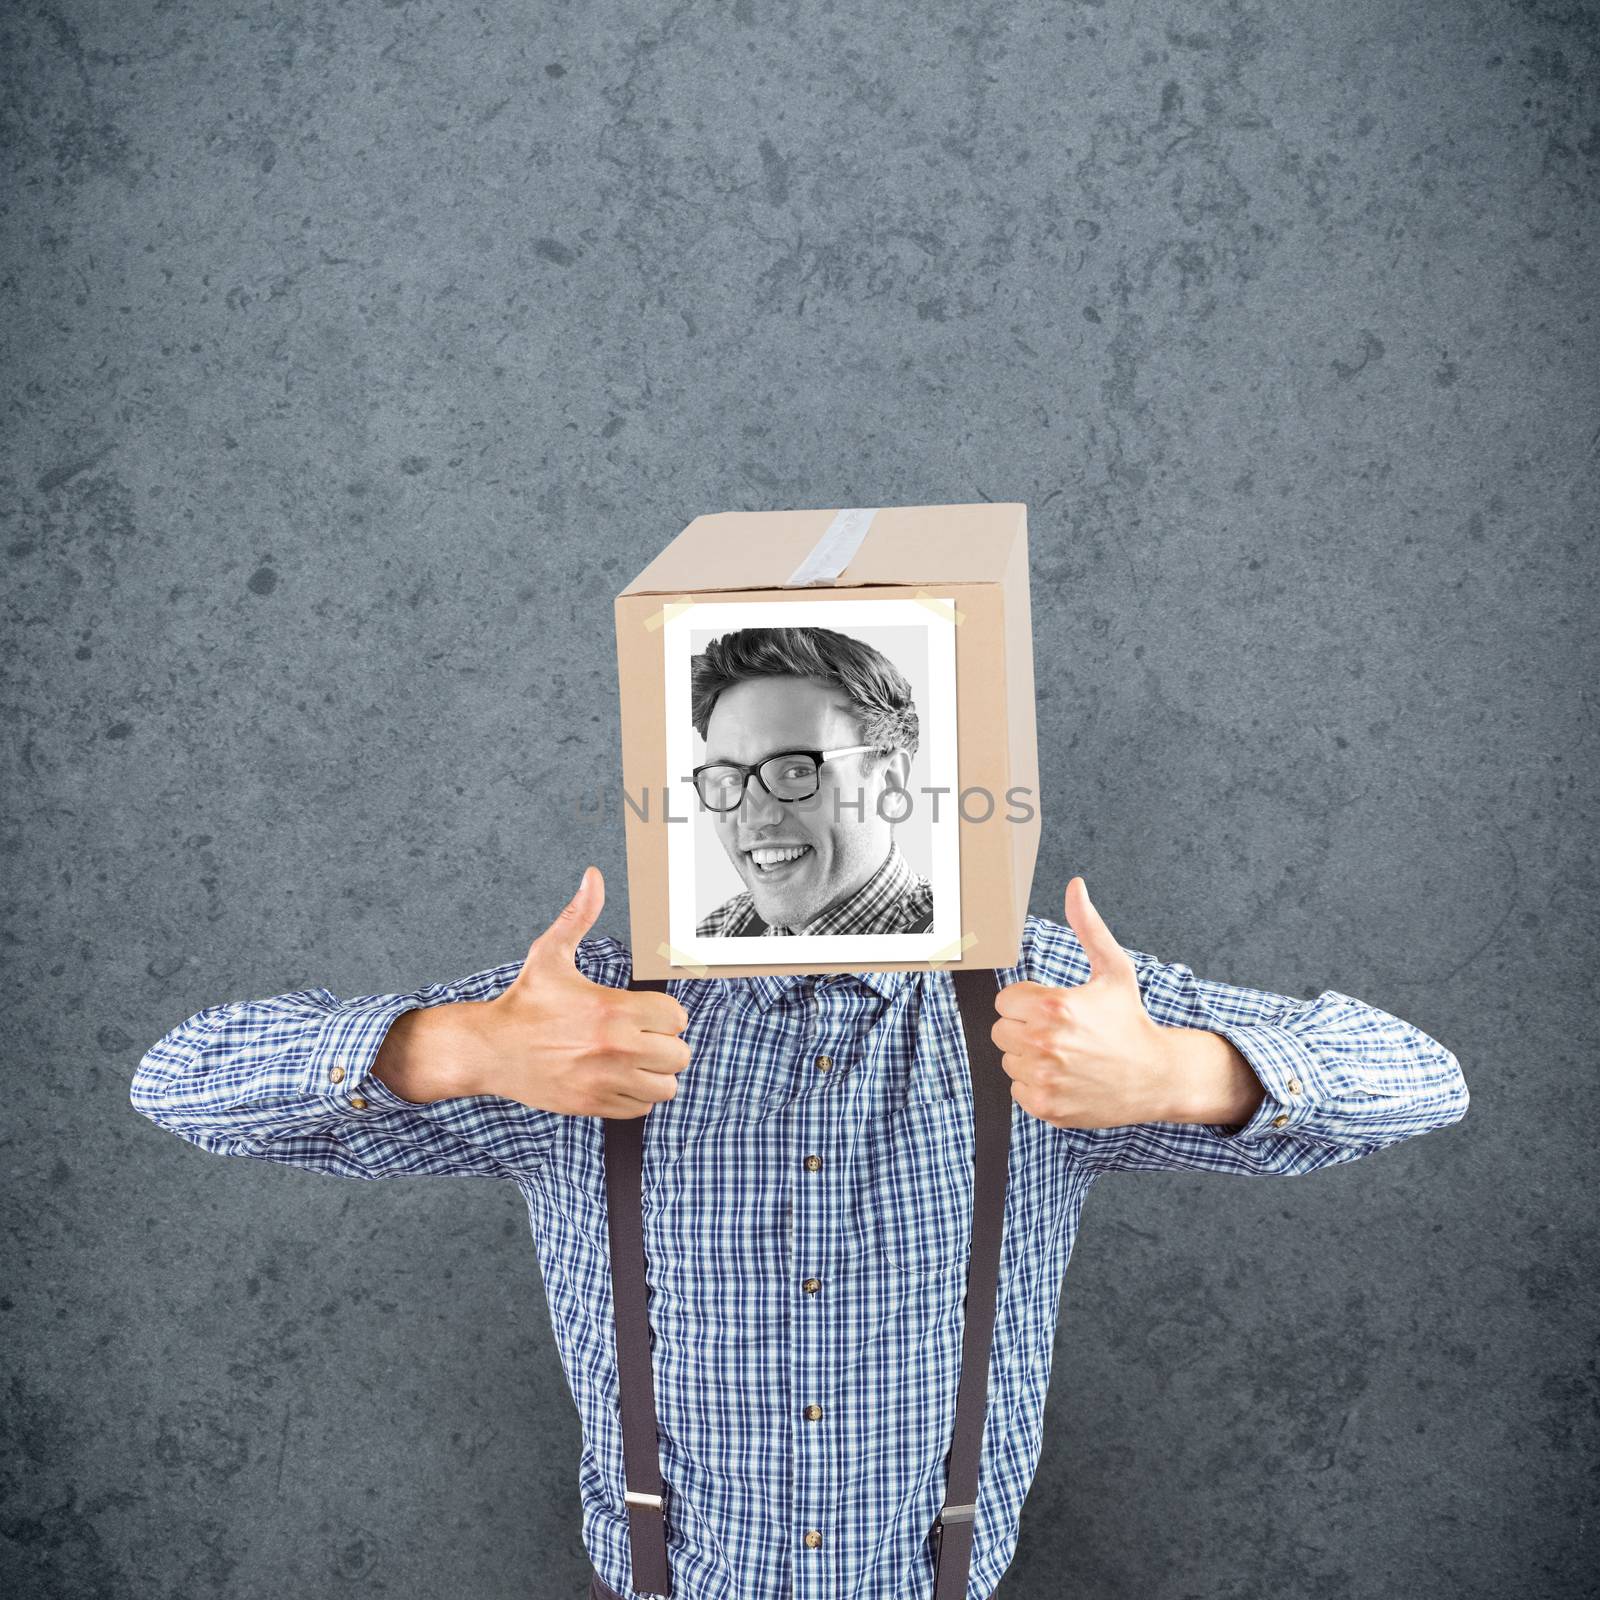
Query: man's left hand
993 877 1181 1130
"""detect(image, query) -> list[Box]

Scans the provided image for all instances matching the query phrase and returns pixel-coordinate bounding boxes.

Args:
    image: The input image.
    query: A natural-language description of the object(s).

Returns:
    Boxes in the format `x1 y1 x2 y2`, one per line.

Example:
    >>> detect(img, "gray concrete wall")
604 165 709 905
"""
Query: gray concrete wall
4 1 1594 1595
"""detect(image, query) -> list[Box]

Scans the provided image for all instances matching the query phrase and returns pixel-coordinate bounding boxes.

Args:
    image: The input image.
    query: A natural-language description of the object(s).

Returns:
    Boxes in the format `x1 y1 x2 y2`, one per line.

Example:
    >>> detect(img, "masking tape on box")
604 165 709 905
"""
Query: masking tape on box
657 941 710 976
785 507 880 587
643 596 699 632
910 590 965 625
928 930 979 963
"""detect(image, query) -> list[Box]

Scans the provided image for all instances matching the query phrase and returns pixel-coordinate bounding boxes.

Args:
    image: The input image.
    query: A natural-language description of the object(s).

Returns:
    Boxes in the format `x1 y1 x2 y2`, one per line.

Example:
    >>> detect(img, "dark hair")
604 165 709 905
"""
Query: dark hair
690 626 919 771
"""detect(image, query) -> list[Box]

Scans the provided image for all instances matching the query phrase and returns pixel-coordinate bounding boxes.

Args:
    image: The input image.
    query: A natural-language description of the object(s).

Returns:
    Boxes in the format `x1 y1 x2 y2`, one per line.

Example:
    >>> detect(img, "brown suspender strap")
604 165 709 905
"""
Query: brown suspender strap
603 968 1010 1600
604 974 674 1597
932 966 1011 1600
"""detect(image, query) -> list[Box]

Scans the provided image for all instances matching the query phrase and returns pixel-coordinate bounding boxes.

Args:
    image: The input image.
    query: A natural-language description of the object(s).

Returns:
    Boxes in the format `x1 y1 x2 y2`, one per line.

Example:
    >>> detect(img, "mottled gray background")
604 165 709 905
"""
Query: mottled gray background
4 0 1595 1596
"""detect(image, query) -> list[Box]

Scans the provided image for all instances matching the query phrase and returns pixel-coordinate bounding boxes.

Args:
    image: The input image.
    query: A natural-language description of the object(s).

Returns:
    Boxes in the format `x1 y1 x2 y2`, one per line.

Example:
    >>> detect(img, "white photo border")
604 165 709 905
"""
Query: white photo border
663 597 962 968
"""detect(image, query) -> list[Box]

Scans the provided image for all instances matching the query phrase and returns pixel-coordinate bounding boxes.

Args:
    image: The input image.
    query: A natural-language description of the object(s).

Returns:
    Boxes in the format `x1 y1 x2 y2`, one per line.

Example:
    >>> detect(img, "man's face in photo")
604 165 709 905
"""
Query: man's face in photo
701 675 911 929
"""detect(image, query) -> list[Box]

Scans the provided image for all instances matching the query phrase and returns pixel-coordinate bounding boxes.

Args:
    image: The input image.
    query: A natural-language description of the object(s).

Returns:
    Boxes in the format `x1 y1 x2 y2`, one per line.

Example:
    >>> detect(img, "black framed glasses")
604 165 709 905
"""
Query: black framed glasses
689 745 883 812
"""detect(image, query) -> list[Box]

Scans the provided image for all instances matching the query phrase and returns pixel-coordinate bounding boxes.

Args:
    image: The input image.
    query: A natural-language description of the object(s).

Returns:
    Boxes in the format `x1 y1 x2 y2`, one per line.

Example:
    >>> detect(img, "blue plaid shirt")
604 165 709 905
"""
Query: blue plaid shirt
130 913 1468 1600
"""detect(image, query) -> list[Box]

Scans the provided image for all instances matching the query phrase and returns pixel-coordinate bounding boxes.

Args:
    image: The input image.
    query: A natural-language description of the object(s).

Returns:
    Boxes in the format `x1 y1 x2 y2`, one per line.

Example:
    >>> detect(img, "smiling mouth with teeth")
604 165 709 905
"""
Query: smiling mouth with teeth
745 843 813 873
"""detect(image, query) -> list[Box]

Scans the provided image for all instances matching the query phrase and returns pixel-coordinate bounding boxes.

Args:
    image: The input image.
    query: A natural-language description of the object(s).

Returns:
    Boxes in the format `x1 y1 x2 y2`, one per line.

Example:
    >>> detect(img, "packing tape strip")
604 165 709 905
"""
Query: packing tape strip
785 506 880 587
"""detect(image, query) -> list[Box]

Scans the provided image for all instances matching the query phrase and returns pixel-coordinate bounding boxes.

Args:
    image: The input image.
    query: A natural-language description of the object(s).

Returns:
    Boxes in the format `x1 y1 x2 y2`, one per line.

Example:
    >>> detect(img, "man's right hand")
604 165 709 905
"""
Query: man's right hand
372 866 691 1116
466 866 692 1119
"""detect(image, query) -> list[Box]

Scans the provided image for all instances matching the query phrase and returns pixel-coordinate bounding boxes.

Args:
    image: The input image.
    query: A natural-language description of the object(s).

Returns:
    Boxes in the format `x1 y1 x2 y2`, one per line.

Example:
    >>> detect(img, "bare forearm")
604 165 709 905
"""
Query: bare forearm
372 1002 494 1104
1158 1025 1265 1129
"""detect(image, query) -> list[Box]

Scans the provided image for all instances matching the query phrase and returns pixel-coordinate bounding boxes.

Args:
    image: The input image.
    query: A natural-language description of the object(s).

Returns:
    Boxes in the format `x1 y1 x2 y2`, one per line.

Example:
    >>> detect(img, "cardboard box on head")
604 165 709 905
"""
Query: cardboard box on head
614 502 1040 980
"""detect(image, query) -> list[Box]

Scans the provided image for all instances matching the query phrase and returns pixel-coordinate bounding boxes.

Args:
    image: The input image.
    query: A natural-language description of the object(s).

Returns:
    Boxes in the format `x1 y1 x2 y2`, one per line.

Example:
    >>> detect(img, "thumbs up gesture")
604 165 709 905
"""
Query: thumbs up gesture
992 877 1178 1130
472 867 692 1119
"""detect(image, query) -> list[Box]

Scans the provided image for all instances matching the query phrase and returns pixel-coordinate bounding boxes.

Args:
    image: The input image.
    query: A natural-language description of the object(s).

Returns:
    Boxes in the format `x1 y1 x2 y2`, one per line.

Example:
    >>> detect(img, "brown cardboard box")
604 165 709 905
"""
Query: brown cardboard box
614 502 1039 979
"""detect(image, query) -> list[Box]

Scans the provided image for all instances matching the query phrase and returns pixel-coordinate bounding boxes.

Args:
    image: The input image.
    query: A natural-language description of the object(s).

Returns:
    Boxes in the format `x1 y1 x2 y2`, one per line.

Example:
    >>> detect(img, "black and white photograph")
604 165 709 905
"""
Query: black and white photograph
662 597 961 967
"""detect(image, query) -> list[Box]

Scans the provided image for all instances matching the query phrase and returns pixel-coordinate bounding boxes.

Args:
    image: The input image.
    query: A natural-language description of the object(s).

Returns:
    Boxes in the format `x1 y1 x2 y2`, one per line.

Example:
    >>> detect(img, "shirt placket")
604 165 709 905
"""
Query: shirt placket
789 978 856 1600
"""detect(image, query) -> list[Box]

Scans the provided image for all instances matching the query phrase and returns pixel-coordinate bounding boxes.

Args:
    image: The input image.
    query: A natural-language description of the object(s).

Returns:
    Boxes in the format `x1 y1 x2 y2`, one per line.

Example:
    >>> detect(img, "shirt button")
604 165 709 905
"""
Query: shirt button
803 1154 822 1172
349 1095 369 1111
815 1055 832 1071
1286 1077 1302 1095
1271 1112 1289 1128
329 1065 346 1084
803 1404 823 1421
802 1278 821 1294
803 1530 823 1550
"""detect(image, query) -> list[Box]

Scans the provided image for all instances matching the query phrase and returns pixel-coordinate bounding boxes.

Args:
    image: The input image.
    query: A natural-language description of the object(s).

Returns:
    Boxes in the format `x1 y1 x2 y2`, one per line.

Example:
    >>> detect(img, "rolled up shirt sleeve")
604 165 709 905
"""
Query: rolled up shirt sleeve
1017 914 1470 1178
129 935 635 1182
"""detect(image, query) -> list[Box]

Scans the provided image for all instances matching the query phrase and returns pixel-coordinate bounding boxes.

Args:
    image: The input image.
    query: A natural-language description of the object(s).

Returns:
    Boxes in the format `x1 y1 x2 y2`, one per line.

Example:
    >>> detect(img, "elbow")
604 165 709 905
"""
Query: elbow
129 1044 170 1126
1405 1034 1469 1136
1439 1045 1470 1129
129 1007 221 1130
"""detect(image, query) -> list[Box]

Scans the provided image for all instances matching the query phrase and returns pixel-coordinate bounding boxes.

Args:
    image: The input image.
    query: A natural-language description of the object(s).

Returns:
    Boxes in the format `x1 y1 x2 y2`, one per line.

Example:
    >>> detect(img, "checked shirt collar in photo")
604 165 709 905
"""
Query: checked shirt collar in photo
696 837 934 937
